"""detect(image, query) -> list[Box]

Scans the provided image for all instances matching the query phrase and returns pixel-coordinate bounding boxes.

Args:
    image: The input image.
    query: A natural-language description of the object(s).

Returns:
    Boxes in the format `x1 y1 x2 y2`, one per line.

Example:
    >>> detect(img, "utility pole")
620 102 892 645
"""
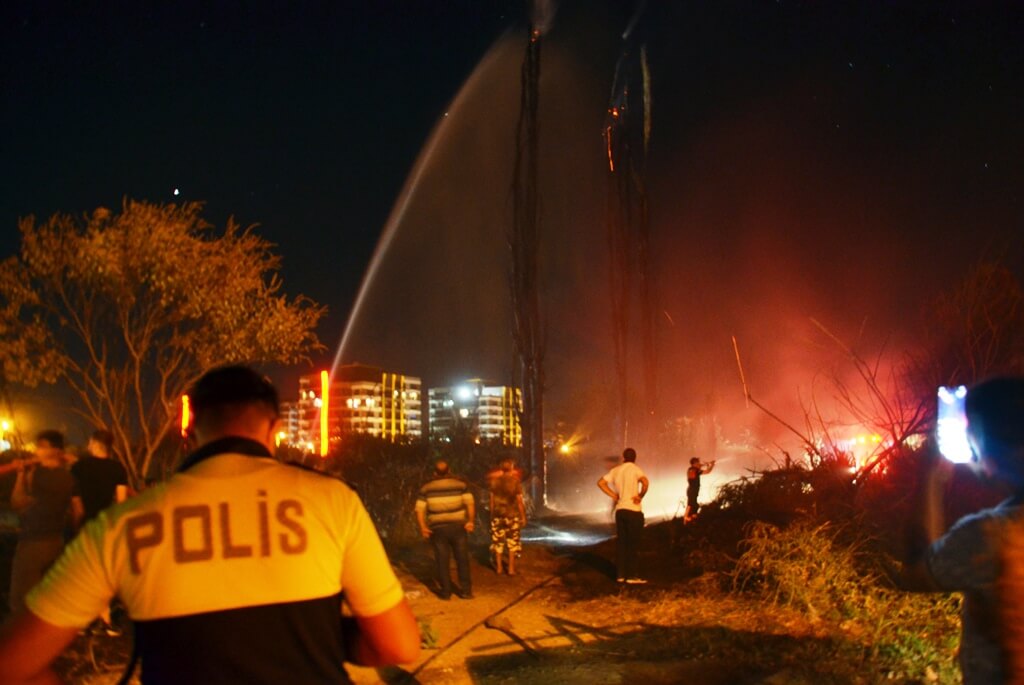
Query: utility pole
510 13 546 506
605 8 655 448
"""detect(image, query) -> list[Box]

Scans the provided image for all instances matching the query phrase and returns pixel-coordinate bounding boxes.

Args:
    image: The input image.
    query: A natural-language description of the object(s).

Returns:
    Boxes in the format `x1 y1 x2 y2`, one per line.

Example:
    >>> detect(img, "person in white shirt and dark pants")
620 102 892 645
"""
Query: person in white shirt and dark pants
598 448 650 584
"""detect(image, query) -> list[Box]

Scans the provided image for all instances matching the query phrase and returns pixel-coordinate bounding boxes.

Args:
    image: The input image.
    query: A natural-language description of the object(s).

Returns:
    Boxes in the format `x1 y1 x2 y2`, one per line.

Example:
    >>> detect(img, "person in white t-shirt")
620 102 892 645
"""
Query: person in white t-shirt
597 448 650 584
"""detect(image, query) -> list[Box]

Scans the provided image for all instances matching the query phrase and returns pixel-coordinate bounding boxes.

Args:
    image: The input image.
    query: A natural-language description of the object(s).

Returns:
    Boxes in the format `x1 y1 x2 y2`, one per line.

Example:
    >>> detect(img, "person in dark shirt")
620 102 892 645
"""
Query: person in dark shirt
71 429 130 526
8 430 73 615
70 428 131 634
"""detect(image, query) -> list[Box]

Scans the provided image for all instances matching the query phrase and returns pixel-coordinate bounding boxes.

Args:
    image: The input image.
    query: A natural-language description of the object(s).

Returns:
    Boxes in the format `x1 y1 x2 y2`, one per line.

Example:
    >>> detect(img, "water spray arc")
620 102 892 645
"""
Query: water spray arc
321 38 517 457
326 38 512 382
328 110 457 380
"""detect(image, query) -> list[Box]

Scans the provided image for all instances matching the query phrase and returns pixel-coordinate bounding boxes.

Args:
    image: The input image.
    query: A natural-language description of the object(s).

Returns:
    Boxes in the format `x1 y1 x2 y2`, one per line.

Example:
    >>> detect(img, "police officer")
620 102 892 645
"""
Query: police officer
0 365 420 684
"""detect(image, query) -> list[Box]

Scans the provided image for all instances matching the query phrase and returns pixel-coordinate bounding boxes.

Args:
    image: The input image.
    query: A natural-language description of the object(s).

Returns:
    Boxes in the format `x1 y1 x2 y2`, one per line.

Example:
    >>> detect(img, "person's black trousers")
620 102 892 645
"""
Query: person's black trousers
430 522 471 597
615 509 644 580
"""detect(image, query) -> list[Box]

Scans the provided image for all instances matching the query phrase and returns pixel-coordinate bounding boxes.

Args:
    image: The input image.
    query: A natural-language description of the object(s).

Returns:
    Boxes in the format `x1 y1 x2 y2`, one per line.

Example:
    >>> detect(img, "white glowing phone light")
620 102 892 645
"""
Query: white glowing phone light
937 385 972 463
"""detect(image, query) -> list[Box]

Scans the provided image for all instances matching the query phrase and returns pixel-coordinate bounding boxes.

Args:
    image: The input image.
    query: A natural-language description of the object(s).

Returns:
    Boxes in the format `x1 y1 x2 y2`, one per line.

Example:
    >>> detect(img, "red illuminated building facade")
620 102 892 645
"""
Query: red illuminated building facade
291 364 422 452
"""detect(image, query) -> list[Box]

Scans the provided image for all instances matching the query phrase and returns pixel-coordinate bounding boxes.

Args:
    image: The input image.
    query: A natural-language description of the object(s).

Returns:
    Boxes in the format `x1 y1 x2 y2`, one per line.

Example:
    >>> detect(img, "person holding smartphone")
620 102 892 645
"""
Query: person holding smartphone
903 376 1024 684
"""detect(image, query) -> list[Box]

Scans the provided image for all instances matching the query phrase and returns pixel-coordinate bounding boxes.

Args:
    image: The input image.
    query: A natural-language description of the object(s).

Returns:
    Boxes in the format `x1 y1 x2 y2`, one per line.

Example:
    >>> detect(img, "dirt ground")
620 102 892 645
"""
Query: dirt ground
49 515 933 684
347 519 826 685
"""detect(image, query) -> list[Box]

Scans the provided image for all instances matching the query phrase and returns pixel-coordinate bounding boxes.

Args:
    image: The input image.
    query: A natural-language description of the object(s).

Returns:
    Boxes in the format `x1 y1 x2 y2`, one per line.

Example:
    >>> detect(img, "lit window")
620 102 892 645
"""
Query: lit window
459 408 470 418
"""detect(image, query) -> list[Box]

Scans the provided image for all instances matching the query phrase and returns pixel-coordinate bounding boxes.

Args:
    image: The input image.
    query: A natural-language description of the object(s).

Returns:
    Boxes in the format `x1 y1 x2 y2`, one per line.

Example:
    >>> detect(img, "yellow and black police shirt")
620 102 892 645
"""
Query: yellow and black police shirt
27 438 404 684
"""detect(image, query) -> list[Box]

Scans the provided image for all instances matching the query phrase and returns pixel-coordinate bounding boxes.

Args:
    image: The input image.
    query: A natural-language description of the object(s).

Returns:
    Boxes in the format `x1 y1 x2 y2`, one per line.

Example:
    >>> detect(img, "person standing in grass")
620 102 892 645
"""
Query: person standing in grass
489 459 526 576
598 447 649 584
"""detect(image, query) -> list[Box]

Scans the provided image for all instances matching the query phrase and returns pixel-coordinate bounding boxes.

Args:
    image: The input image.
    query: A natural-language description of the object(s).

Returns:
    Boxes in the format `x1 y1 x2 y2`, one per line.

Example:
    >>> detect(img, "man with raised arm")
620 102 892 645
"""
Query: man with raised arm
0 365 420 684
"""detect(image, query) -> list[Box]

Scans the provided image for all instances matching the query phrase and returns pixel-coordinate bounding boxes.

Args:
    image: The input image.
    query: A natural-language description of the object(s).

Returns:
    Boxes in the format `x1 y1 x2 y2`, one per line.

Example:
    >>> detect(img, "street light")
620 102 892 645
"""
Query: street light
0 418 13 452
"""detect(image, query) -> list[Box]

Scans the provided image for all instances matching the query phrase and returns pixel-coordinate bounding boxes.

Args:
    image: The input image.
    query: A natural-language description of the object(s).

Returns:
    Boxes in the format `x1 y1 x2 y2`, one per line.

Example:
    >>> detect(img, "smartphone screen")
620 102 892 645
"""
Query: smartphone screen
937 385 972 463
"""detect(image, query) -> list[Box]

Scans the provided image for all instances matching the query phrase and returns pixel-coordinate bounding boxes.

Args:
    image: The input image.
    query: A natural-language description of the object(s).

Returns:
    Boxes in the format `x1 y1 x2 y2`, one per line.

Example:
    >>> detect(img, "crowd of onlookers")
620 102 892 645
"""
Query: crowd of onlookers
1 428 129 634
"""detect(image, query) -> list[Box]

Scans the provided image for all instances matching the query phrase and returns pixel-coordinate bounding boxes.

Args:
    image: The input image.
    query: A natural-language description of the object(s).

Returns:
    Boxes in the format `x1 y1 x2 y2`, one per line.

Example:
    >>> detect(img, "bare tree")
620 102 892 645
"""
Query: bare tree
808 319 930 478
912 261 1024 392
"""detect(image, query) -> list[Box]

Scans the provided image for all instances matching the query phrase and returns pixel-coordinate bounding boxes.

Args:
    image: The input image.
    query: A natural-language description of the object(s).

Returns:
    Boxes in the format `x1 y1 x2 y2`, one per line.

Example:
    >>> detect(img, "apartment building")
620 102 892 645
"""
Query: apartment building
428 379 522 446
294 364 422 452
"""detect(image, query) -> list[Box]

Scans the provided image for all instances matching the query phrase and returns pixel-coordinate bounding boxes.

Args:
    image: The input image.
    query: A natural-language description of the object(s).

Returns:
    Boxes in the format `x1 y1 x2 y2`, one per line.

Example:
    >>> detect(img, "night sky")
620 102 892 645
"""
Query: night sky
0 0 521 367
3 2 1023 449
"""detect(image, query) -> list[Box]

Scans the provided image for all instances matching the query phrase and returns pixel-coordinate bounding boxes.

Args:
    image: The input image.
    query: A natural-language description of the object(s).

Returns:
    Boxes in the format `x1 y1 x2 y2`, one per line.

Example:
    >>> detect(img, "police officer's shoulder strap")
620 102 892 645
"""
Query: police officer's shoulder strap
177 437 272 473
